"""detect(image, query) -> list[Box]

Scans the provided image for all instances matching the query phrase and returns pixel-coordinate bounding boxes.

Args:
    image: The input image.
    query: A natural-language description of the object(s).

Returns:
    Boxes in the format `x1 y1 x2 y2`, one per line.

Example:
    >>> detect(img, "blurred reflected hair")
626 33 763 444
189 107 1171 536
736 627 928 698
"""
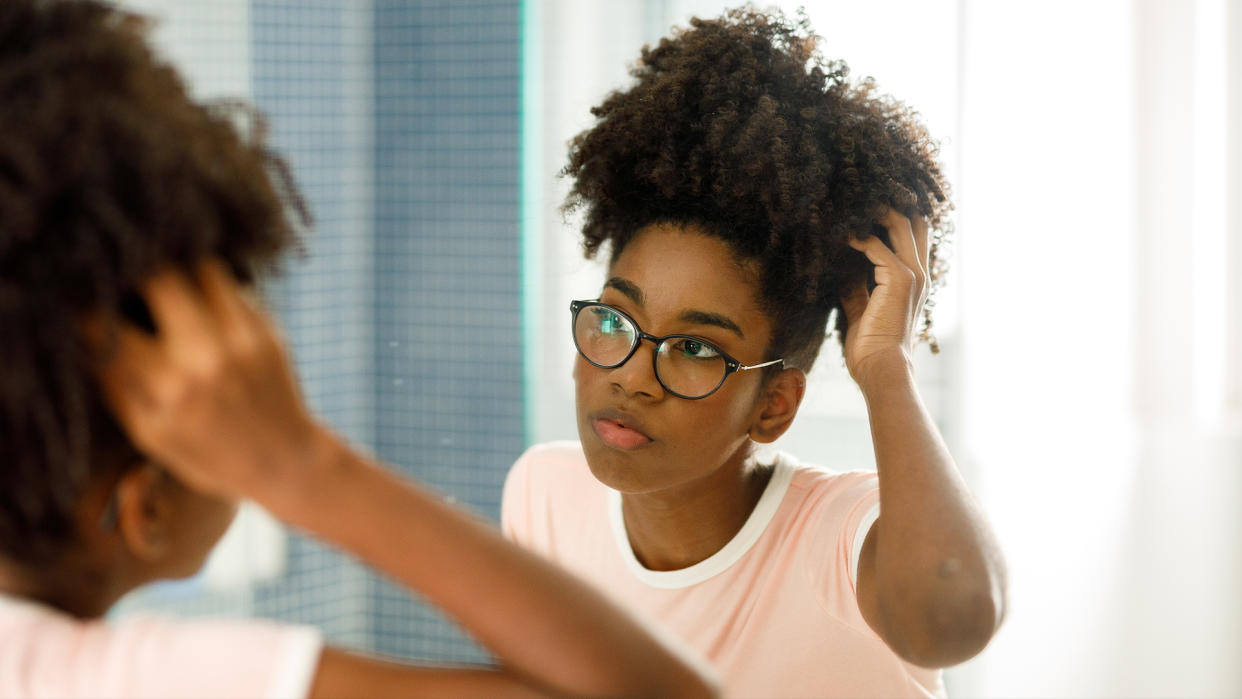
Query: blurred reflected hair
0 0 307 563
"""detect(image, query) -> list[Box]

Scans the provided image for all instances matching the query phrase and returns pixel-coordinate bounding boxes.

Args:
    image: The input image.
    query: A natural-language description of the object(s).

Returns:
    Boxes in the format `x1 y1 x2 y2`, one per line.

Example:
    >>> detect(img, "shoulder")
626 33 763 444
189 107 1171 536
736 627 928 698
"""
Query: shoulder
504 441 591 496
769 453 880 600
511 440 589 473
0 596 322 698
502 441 601 542
777 454 880 550
778 452 879 520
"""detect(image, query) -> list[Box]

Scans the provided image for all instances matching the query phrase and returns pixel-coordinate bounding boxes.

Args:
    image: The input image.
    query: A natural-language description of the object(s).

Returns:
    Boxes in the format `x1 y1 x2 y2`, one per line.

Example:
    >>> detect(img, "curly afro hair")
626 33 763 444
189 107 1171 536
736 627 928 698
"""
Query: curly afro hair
0 0 307 564
564 6 951 372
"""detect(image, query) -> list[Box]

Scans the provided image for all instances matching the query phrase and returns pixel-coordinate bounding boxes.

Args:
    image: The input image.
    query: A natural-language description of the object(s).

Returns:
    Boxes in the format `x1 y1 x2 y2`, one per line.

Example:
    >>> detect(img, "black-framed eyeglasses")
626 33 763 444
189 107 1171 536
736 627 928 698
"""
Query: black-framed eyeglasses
570 300 783 400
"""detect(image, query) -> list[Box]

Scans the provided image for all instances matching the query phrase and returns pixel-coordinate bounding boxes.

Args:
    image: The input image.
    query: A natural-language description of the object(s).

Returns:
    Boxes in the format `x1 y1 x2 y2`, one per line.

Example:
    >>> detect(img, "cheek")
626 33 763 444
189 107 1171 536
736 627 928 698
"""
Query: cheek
690 383 763 438
572 360 596 430
573 357 606 400
724 374 765 417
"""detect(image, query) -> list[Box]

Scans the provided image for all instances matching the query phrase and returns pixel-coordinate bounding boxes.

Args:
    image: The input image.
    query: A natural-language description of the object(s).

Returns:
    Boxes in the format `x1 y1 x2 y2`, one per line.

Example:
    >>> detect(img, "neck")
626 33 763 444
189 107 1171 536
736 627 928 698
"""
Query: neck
620 445 774 571
0 550 133 619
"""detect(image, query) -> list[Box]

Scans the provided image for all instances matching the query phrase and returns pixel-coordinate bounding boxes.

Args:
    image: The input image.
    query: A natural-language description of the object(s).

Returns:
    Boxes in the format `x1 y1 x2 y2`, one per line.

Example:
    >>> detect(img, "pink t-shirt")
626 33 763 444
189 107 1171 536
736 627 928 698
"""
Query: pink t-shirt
502 441 944 699
0 593 322 699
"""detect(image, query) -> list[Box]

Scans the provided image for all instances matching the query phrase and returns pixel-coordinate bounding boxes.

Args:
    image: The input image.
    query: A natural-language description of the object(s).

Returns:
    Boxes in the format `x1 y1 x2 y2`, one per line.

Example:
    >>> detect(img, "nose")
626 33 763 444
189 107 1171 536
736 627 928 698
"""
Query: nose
609 337 665 400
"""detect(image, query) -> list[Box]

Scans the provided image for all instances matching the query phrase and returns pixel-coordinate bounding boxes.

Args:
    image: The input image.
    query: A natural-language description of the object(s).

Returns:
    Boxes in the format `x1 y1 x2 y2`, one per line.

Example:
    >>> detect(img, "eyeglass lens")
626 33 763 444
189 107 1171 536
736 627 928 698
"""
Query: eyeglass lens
573 304 728 398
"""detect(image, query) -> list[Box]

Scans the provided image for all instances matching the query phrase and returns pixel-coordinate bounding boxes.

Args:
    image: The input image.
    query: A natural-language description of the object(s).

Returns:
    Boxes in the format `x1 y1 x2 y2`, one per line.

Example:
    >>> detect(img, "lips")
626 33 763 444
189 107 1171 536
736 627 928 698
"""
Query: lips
591 409 654 450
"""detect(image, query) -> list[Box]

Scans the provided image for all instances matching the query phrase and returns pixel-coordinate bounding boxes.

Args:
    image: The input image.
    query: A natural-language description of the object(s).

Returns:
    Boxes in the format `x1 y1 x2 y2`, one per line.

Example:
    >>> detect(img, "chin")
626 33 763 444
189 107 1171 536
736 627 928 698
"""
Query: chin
581 438 664 494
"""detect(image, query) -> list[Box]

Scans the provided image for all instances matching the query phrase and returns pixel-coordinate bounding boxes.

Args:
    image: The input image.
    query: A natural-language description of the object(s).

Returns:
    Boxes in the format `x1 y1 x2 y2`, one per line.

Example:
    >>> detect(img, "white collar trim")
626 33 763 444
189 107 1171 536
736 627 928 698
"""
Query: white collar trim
607 454 795 589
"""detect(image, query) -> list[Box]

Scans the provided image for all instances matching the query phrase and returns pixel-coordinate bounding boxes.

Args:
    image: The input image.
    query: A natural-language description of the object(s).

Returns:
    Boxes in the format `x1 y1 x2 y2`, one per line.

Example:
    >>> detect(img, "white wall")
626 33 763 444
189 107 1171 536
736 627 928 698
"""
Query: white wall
952 0 1241 695
121 0 251 98
525 0 660 444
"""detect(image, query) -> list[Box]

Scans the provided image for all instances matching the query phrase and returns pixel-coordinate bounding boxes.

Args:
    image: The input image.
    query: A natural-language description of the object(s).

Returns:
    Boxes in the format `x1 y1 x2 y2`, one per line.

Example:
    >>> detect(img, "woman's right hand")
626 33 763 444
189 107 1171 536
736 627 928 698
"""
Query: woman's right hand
841 208 930 388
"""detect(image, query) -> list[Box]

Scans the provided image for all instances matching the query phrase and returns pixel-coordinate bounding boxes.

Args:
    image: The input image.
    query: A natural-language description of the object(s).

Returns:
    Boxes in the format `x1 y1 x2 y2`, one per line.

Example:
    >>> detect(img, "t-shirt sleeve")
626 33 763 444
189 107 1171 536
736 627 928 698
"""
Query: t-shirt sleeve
501 441 586 552
5 612 323 699
850 499 882 591
501 445 535 545
802 470 881 624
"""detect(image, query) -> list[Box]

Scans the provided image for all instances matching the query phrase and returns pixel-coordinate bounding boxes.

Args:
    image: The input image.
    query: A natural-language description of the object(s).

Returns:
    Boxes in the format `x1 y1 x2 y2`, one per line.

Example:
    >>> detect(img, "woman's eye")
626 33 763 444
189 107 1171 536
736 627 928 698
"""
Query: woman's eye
593 309 628 335
676 339 720 359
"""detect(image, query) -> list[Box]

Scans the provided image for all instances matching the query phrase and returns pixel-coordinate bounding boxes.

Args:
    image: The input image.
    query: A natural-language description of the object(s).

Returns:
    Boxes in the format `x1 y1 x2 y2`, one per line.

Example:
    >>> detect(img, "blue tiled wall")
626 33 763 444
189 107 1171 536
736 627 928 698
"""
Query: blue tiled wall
249 0 377 650
248 0 523 662
370 0 523 662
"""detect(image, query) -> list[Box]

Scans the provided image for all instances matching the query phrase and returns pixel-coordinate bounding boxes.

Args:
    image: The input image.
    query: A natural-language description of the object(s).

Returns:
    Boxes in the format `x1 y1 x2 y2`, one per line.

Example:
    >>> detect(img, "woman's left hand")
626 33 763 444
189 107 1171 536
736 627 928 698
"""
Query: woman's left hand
841 208 930 386
89 261 331 503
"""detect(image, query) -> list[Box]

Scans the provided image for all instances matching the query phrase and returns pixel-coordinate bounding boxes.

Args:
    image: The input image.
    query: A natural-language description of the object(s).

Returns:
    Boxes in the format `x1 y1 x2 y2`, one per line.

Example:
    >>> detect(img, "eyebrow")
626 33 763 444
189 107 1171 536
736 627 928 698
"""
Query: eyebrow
603 277 745 339
605 277 644 306
679 310 745 339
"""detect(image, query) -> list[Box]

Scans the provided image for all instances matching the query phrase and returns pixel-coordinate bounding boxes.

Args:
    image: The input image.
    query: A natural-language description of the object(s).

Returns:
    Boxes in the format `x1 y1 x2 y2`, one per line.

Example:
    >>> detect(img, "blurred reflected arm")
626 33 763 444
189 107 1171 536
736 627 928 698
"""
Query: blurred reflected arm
290 426 717 698
311 649 546 699
92 263 719 699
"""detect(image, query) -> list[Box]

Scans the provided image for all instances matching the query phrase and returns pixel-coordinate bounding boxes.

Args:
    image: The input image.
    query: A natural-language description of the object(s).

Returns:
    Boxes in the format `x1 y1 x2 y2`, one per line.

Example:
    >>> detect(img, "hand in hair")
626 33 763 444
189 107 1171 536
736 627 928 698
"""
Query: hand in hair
841 208 932 386
89 261 321 504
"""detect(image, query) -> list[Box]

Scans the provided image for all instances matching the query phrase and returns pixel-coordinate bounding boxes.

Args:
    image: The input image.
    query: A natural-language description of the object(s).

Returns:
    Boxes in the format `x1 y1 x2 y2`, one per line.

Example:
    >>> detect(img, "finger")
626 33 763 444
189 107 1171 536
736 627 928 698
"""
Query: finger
848 233 901 269
196 261 296 376
139 268 217 355
93 319 169 440
196 260 262 336
849 234 918 298
911 213 930 277
83 309 165 429
878 209 921 280
82 310 162 367
95 359 151 440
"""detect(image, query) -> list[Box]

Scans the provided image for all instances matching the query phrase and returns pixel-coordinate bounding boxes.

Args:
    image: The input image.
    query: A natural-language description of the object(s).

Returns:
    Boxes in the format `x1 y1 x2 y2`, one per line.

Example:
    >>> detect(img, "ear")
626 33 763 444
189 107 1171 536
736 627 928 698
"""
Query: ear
748 367 806 444
114 465 174 562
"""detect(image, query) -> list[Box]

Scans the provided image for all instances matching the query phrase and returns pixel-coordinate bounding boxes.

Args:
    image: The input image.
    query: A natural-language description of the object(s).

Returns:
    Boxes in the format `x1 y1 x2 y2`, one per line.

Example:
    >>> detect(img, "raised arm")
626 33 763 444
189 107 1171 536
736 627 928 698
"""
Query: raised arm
842 210 1007 668
92 262 718 699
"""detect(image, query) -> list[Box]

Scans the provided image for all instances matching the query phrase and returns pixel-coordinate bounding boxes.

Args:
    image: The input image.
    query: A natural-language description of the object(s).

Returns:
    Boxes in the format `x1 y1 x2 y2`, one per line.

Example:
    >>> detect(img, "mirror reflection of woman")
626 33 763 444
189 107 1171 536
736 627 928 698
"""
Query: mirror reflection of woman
503 9 1007 697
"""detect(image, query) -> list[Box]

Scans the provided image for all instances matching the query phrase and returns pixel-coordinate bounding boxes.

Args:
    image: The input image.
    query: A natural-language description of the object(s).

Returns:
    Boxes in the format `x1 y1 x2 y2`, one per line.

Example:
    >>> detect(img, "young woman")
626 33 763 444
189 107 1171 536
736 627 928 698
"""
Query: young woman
503 9 1007 697
0 2 716 697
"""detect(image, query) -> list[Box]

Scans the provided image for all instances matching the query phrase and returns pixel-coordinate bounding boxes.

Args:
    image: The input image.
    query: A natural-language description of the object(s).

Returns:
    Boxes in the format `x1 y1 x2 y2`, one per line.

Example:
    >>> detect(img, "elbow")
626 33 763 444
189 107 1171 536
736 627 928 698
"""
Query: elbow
884 570 1008 668
917 583 1005 667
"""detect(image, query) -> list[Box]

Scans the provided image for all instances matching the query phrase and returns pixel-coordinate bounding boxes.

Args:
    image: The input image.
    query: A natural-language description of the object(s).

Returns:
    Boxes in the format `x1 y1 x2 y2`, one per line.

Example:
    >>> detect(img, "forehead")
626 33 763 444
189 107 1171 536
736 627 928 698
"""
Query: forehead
607 223 769 334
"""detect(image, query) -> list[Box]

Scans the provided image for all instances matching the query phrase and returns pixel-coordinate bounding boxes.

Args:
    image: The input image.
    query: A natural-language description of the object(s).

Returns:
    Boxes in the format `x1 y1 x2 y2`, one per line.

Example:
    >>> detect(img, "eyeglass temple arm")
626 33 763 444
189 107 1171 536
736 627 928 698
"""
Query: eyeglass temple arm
736 358 784 372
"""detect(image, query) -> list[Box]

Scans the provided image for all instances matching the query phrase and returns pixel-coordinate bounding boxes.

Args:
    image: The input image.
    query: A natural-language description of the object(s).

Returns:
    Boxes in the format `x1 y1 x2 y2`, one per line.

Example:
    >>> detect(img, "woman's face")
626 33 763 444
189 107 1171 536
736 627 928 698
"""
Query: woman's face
574 223 777 495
